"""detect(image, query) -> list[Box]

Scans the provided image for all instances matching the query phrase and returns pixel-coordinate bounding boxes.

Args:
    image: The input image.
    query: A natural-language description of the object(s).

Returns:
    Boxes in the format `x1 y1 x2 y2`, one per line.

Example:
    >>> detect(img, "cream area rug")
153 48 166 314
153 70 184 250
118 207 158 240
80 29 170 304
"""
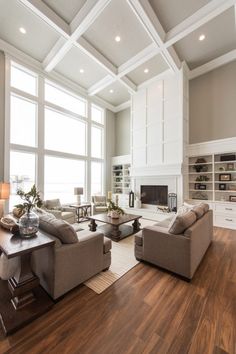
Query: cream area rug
84 218 157 294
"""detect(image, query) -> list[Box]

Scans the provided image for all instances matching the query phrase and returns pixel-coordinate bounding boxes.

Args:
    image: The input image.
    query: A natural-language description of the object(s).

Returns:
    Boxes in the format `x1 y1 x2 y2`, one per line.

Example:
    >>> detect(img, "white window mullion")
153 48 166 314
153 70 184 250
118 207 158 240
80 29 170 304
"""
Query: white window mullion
38 74 45 197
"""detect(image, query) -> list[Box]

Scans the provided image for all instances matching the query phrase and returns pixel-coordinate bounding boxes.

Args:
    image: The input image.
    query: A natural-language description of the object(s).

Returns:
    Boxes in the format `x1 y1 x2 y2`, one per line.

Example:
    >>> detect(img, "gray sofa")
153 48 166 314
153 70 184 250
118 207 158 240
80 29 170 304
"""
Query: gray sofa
32 227 111 299
135 209 213 279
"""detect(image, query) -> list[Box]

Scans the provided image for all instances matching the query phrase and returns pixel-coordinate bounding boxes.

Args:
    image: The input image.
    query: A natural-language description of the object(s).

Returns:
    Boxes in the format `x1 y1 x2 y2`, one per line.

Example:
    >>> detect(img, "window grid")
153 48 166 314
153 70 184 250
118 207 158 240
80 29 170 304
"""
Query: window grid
7 60 105 203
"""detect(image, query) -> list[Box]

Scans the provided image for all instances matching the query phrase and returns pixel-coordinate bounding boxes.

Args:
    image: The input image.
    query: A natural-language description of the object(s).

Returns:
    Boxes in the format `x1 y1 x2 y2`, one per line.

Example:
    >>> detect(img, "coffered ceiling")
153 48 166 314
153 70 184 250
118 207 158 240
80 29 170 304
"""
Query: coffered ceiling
0 0 235 111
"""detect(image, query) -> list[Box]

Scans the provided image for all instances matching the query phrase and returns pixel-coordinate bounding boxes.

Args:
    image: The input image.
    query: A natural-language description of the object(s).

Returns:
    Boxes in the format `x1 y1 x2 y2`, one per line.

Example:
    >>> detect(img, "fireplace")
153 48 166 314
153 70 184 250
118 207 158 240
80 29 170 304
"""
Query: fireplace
141 185 168 206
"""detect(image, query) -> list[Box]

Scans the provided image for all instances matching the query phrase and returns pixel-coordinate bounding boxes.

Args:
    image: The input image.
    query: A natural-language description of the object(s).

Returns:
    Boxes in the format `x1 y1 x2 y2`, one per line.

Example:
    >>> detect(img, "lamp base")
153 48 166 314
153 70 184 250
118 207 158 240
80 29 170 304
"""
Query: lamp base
76 195 81 205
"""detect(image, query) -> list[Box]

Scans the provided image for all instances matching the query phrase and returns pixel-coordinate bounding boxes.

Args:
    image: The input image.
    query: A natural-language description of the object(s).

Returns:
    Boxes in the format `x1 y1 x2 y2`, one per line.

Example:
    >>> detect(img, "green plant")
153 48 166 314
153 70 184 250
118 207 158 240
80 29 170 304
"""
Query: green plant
107 201 124 215
15 184 43 213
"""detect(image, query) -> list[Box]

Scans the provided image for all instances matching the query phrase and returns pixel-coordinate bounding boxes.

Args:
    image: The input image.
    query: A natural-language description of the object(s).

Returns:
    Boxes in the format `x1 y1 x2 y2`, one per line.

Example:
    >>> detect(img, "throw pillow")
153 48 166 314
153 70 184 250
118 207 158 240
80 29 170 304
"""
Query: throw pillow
200 203 209 213
192 205 205 219
169 210 196 235
39 214 78 244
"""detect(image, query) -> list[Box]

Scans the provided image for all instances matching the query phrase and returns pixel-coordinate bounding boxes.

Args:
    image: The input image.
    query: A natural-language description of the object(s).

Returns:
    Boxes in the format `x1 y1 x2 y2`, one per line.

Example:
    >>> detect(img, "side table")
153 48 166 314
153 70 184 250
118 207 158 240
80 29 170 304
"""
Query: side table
69 203 91 223
0 228 55 335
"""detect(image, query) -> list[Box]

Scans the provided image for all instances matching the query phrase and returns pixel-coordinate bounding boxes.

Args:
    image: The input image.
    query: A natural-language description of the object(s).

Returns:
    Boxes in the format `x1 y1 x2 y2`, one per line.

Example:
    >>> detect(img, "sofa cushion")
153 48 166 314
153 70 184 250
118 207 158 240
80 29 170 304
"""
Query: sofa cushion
94 196 106 206
169 210 197 235
200 203 209 213
192 205 205 219
45 199 62 210
156 217 174 228
39 214 78 244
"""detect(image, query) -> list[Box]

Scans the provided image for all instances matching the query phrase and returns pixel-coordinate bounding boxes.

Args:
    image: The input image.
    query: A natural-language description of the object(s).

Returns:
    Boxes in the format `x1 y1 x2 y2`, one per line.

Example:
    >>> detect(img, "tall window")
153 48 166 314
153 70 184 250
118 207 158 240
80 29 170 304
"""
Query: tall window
7 61 105 206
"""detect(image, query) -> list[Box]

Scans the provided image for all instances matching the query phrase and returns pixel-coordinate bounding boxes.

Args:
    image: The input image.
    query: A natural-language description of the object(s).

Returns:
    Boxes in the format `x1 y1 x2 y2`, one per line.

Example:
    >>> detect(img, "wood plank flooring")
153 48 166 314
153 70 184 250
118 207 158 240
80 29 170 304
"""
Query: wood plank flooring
0 227 236 354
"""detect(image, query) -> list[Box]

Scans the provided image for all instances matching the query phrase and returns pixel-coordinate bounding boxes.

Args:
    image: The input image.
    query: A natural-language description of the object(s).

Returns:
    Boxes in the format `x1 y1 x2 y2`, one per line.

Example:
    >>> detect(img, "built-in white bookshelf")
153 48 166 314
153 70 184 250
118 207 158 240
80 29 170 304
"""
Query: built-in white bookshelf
112 163 131 195
188 152 236 203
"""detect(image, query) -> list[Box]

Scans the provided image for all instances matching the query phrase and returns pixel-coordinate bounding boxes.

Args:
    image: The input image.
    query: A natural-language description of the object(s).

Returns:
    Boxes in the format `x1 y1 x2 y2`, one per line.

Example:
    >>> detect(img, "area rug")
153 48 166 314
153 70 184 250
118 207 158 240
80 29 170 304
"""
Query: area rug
84 218 157 294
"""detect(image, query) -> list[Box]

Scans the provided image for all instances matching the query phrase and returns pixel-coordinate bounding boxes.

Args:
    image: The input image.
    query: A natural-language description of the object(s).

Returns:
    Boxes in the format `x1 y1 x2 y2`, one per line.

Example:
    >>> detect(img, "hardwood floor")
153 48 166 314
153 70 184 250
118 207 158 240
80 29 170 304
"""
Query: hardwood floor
0 227 235 354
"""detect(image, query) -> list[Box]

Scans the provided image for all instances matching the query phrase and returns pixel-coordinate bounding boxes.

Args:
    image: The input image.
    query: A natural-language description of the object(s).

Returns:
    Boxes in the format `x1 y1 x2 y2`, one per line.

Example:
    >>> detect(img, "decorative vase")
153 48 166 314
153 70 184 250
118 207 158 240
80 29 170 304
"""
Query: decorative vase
110 210 120 219
19 210 39 237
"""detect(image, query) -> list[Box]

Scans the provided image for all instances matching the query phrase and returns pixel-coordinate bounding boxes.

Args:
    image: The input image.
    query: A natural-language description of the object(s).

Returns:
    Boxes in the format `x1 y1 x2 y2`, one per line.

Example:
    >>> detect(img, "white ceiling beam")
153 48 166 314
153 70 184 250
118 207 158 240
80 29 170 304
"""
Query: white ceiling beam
117 43 160 77
76 37 117 76
127 0 180 72
17 0 70 36
165 0 236 47
88 75 115 96
119 76 137 94
43 0 112 72
189 49 236 79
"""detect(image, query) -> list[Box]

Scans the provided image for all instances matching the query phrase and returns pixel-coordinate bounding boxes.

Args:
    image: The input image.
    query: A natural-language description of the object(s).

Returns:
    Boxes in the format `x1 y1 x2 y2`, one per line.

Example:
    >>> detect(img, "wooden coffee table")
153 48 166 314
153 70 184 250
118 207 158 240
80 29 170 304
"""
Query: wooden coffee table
89 213 142 241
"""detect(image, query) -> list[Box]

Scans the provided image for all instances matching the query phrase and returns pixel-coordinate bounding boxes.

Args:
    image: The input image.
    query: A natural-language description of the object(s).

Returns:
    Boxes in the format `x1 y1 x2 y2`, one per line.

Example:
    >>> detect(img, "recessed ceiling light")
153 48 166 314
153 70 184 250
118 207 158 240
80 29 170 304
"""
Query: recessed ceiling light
199 34 205 41
109 89 114 93
19 27 26 34
115 36 121 42
79 69 84 73
144 68 149 73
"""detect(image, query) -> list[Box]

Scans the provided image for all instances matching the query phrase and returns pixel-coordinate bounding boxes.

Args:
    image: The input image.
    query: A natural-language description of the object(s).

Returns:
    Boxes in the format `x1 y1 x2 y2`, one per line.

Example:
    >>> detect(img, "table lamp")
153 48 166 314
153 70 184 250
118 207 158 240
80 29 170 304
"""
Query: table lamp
0 182 10 218
74 187 83 205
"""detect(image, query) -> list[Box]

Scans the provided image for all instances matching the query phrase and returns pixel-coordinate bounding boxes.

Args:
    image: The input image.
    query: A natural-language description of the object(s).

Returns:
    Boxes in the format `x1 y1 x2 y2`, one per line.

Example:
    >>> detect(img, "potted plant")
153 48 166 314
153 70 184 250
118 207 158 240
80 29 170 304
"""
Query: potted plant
15 184 43 237
107 201 125 219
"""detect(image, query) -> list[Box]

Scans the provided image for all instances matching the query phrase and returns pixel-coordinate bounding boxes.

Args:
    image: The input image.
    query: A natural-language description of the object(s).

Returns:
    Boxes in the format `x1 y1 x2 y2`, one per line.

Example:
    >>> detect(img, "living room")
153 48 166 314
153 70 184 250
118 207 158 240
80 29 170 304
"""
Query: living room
0 0 236 353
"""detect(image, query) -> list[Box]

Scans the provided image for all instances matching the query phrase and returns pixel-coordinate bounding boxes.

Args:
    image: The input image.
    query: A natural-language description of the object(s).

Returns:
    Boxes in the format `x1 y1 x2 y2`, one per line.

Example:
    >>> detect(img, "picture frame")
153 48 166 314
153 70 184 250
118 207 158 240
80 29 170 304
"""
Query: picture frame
227 163 235 171
219 173 231 181
199 184 206 190
229 195 236 202
219 183 226 190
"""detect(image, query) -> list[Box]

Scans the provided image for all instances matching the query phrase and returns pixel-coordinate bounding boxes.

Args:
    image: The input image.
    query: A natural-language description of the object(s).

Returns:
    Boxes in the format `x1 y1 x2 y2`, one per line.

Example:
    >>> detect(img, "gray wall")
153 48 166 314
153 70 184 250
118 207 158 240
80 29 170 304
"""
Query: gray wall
105 109 115 192
189 60 236 144
0 51 5 181
115 108 130 155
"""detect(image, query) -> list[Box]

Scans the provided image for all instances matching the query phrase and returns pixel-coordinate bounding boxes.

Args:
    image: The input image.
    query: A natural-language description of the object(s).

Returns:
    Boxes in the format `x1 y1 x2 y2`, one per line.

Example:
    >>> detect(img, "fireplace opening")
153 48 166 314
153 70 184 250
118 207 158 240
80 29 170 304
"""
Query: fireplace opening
141 185 168 206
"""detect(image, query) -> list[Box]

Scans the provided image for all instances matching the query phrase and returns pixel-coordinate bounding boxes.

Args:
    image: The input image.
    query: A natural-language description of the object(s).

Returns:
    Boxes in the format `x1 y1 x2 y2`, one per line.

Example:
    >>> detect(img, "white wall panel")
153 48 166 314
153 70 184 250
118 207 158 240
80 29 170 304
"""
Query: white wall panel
147 122 162 145
147 144 162 165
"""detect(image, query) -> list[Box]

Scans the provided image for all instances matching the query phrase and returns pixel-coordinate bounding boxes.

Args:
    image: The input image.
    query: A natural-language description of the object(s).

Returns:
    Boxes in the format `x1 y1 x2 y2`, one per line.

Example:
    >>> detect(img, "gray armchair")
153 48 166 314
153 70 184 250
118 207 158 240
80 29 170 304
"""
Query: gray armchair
91 196 108 215
43 199 76 224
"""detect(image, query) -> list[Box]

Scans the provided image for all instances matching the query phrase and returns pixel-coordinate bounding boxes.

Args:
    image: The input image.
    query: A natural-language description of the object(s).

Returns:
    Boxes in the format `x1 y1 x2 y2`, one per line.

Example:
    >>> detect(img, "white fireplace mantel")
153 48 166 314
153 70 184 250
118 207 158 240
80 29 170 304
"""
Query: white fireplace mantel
130 163 183 177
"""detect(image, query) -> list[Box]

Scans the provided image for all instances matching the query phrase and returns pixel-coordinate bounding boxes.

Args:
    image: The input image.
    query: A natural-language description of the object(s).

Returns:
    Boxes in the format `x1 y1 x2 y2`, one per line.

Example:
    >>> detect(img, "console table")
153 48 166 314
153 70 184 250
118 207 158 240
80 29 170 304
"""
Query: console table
0 228 55 335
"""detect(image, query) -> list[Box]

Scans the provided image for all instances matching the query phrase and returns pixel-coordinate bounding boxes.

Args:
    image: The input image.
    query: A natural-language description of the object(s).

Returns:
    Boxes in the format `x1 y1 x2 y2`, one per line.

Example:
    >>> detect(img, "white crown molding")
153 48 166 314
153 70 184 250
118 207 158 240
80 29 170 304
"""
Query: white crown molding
189 49 236 79
165 0 236 47
187 137 236 156
137 68 173 89
17 0 71 36
114 101 131 113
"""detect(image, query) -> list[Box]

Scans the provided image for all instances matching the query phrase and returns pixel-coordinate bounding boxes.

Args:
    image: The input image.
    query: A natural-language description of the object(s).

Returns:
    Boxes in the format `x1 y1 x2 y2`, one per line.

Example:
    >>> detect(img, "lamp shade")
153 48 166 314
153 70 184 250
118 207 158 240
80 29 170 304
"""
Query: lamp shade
74 187 83 195
0 183 10 200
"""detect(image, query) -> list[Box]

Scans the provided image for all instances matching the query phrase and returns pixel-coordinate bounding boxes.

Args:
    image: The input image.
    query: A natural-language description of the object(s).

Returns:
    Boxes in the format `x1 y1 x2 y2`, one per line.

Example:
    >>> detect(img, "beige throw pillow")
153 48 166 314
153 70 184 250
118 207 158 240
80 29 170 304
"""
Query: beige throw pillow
39 214 78 244
169 210 196 235
192 205 205 219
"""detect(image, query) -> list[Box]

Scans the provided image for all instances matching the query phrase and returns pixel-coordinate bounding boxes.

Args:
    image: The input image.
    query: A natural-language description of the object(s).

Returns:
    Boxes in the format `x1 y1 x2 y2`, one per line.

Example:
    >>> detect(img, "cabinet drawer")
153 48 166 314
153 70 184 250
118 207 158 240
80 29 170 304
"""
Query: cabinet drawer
215 214 236 229
215 204 236 214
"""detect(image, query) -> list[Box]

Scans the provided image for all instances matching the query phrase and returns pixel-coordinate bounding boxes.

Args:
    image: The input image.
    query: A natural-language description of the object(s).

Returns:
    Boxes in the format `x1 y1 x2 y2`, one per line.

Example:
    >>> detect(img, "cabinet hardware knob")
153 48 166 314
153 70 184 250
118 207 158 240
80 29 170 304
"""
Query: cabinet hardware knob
225 208 233 211
225 218 233 222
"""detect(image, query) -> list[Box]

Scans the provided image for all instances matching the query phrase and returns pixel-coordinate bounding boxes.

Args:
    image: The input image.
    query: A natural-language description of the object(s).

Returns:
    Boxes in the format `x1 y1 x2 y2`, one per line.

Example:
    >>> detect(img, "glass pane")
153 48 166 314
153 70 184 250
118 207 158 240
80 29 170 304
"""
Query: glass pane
91 161 103 196
10 151 36 209
10 95 37 147
11 64 37 96
91 126 103 158
45 81 86 117
45 108 86 155
44 156 85 204
91 104 104 124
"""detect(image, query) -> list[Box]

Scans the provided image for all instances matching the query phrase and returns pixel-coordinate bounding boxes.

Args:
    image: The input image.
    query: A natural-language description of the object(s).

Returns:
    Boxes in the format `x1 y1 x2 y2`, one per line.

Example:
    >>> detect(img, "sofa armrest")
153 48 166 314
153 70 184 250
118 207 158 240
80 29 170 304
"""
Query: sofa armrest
62 206 76 214
46 209 62 218
142 225 191 277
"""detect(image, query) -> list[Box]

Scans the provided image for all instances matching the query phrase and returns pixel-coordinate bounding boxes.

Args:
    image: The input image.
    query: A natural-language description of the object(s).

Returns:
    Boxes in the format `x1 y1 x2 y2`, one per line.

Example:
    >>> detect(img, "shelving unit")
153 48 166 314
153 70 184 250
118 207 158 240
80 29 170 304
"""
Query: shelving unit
187 152 236 229
112 164 131 195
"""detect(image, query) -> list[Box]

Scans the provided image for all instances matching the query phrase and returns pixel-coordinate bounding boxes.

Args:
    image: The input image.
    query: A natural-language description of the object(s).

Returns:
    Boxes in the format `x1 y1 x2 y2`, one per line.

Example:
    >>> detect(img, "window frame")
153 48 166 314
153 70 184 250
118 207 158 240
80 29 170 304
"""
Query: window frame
5 57 106 206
